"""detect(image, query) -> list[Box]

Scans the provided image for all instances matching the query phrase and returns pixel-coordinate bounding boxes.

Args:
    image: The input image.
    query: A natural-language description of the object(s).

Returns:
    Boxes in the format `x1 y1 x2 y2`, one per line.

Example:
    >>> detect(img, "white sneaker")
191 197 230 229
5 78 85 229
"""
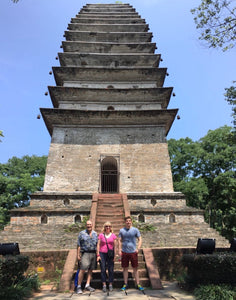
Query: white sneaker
109 284 113 292
76 286 83 294
85 285 95 292
102 285 107 292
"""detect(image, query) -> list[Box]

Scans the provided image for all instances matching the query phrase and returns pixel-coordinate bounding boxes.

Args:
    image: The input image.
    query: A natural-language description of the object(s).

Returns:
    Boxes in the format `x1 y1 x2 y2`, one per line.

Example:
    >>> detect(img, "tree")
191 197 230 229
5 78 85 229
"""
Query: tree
168 126 236 240
191 0 236 51
0 155 47 229
0 131 3 142
225 81 236 131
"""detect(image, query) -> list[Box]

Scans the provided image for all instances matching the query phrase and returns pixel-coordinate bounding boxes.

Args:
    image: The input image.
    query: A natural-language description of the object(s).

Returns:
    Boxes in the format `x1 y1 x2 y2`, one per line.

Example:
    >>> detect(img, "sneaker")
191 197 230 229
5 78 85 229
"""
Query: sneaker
76 286 83 294
85 285 95 292
137 284 144 291
102 285 107 292
109 284 113 292
121 284 128 291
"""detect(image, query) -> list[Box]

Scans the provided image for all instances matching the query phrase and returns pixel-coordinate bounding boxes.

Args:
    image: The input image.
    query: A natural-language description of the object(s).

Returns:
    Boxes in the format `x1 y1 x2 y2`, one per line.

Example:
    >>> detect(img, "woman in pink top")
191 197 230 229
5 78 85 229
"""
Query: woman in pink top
97 221 117 292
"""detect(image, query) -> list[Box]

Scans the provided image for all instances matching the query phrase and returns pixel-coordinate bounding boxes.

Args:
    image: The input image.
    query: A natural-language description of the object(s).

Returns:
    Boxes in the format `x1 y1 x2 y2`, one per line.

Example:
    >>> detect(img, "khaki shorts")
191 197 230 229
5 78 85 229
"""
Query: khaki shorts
80 252 97 270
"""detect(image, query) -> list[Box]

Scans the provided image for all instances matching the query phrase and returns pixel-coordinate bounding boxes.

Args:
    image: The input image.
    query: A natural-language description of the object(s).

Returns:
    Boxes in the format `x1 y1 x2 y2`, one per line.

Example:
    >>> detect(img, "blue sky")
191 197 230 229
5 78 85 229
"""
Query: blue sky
0 0 235 163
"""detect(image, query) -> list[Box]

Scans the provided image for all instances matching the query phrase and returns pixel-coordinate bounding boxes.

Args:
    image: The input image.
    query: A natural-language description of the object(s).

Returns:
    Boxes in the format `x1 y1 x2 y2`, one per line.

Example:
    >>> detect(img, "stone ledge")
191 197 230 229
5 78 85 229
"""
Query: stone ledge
127 192 185 199
32 192 92 200
10 206 90 213
131 207 204 214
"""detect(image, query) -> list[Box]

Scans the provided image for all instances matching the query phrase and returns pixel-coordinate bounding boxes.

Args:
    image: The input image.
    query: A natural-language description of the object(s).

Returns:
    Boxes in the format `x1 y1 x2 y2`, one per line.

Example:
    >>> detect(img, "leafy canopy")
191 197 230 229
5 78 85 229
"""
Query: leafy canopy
168 126 236 240
0 155 47 229
191 0 236 51
225 81 236 131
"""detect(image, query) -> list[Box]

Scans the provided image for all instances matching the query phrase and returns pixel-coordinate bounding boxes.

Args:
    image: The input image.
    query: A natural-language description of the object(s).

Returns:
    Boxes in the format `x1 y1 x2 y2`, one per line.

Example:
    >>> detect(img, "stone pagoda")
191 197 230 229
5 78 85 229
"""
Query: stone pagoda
1 3 228 250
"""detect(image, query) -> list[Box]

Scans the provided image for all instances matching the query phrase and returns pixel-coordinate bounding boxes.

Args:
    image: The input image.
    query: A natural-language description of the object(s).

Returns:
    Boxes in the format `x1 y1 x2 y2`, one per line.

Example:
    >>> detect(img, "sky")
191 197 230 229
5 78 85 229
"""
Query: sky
0 0 235 164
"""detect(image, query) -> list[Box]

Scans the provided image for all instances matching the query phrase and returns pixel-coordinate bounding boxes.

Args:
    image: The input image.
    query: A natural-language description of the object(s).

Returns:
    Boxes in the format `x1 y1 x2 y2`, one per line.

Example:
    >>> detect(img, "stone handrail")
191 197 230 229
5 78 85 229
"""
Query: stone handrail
90 193 98 230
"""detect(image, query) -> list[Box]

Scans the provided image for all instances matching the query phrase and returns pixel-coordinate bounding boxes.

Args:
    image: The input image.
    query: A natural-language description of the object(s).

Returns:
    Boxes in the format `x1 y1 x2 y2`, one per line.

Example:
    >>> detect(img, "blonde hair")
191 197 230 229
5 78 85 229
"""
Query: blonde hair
102 221 113 233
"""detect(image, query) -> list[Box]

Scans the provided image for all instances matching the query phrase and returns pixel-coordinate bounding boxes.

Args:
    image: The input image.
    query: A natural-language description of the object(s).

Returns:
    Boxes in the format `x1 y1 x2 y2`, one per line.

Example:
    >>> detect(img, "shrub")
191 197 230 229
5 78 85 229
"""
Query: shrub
194 284 236 300
182 252 236 286
0 255 40 300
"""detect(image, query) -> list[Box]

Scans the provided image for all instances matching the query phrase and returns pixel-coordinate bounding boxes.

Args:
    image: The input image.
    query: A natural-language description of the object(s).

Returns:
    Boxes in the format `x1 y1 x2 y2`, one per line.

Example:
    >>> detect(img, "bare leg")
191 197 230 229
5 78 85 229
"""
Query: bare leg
133 267 139 285
78 269 85 286
123 267 129 284
86 269 93 286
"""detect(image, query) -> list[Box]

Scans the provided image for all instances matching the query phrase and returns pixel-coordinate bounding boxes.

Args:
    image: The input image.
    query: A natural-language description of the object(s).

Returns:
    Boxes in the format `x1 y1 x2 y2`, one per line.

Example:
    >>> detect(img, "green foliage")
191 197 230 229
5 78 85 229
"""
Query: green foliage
0 130 3 142
0 255 29 287
191 0 236 51
225 81 236 131
194 284 236 300
168 126 236 240
0 155 47 229
64 216 90 233
182 252 236 286
0 255 40 299
131 217 156 232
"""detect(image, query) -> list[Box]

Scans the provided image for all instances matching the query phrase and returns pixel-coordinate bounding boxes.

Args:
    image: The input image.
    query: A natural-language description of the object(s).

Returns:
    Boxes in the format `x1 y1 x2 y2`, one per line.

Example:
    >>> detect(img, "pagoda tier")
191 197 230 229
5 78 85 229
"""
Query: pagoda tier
48 86 173 109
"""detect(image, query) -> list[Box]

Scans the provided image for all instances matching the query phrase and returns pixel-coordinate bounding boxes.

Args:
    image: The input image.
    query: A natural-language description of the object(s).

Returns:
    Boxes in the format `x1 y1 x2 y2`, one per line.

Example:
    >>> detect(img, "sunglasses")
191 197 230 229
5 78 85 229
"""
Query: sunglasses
105 226 111 228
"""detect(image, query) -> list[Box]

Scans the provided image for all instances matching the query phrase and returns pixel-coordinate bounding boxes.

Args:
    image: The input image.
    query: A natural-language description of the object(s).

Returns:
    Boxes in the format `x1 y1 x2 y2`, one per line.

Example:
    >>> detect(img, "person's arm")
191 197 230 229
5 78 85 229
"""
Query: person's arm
113 238 117 260
118 236 122 256
77 246 81 261
136 236 142 253
96 239 101 261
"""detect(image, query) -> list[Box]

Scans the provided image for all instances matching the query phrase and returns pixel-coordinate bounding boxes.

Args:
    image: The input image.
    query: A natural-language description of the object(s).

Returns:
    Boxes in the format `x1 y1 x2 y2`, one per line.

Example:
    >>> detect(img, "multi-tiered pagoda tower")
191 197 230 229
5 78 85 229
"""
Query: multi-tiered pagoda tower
1 3 228 250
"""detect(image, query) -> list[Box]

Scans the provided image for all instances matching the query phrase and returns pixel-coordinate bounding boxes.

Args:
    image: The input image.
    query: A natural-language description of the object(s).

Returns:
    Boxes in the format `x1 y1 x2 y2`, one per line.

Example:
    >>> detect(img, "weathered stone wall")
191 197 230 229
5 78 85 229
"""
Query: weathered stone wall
30 198 91 208
44 126 173 193
10 212 89 226
132 213 205 224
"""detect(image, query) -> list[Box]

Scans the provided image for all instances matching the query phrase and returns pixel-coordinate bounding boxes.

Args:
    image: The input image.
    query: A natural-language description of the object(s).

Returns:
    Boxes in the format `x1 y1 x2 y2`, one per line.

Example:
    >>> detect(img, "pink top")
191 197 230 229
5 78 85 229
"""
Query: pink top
98 233 117 253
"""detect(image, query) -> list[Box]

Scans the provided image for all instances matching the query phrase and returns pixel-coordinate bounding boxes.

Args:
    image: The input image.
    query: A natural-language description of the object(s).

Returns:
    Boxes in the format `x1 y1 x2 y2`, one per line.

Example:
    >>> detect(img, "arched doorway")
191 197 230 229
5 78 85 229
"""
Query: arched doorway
101 157 119 193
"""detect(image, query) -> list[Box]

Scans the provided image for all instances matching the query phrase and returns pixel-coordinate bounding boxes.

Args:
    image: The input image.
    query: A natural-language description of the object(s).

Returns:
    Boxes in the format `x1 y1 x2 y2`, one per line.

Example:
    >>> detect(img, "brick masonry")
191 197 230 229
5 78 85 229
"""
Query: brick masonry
44 127 173 193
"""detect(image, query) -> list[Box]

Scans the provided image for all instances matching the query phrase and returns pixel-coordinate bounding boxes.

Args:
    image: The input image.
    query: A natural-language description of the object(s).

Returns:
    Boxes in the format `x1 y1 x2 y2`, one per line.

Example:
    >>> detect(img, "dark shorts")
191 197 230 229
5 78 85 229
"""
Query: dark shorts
121 251 138 268
80 252 97 270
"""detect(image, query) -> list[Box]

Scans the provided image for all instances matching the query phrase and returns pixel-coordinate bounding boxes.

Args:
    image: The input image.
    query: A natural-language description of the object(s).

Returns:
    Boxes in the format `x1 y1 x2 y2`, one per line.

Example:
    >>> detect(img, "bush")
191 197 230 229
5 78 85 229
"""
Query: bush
194 284 236 300
182 252 236 286
0 255 40 300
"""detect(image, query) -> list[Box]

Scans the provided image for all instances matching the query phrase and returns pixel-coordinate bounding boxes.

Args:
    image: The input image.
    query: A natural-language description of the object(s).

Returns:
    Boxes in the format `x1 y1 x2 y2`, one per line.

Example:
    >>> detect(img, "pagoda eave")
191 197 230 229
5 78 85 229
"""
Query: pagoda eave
40 108 178 137
52 66 167 87
48 86 173 109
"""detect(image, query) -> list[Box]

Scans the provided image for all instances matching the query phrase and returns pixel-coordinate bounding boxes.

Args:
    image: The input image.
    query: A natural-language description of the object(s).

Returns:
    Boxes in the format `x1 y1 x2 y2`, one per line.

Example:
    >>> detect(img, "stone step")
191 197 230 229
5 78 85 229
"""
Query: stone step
84 4 132 8
64 31 152 43
82 268 148 280
97 203 123 207
81 8 136 14
96 211 123 217
48 86 172 109
71 18 146 24
76 275 150 289
62 41 156 54
77 13 140 18
81 6 135 11
67 23 149 33
52 67 166 87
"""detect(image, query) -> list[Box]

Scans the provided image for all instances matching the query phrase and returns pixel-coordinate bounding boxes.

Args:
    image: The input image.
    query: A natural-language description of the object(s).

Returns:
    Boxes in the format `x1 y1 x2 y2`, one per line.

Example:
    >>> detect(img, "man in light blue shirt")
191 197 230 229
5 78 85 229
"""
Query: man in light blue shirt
118 216 144 291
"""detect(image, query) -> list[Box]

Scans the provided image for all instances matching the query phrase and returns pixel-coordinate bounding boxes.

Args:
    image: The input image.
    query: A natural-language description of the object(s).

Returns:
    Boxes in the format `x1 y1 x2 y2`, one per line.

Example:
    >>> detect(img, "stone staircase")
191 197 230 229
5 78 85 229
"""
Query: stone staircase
95 194 125 236
72 250 150 290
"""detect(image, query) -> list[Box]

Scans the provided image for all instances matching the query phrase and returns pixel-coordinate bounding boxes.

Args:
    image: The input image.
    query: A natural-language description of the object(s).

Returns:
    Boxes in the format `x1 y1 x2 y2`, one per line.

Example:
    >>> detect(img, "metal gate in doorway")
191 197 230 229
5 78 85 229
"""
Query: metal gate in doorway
101 156 119 193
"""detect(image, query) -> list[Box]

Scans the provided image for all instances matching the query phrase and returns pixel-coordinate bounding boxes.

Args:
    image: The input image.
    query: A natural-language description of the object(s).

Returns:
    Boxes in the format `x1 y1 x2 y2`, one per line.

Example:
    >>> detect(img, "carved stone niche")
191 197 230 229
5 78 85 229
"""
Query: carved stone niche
169 213 176 223
151 198 157 207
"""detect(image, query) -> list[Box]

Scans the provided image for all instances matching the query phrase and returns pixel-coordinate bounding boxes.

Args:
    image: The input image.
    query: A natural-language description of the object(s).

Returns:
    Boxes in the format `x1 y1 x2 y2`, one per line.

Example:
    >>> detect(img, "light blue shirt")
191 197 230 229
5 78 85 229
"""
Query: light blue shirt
77 229 97 252
118 226 141 253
